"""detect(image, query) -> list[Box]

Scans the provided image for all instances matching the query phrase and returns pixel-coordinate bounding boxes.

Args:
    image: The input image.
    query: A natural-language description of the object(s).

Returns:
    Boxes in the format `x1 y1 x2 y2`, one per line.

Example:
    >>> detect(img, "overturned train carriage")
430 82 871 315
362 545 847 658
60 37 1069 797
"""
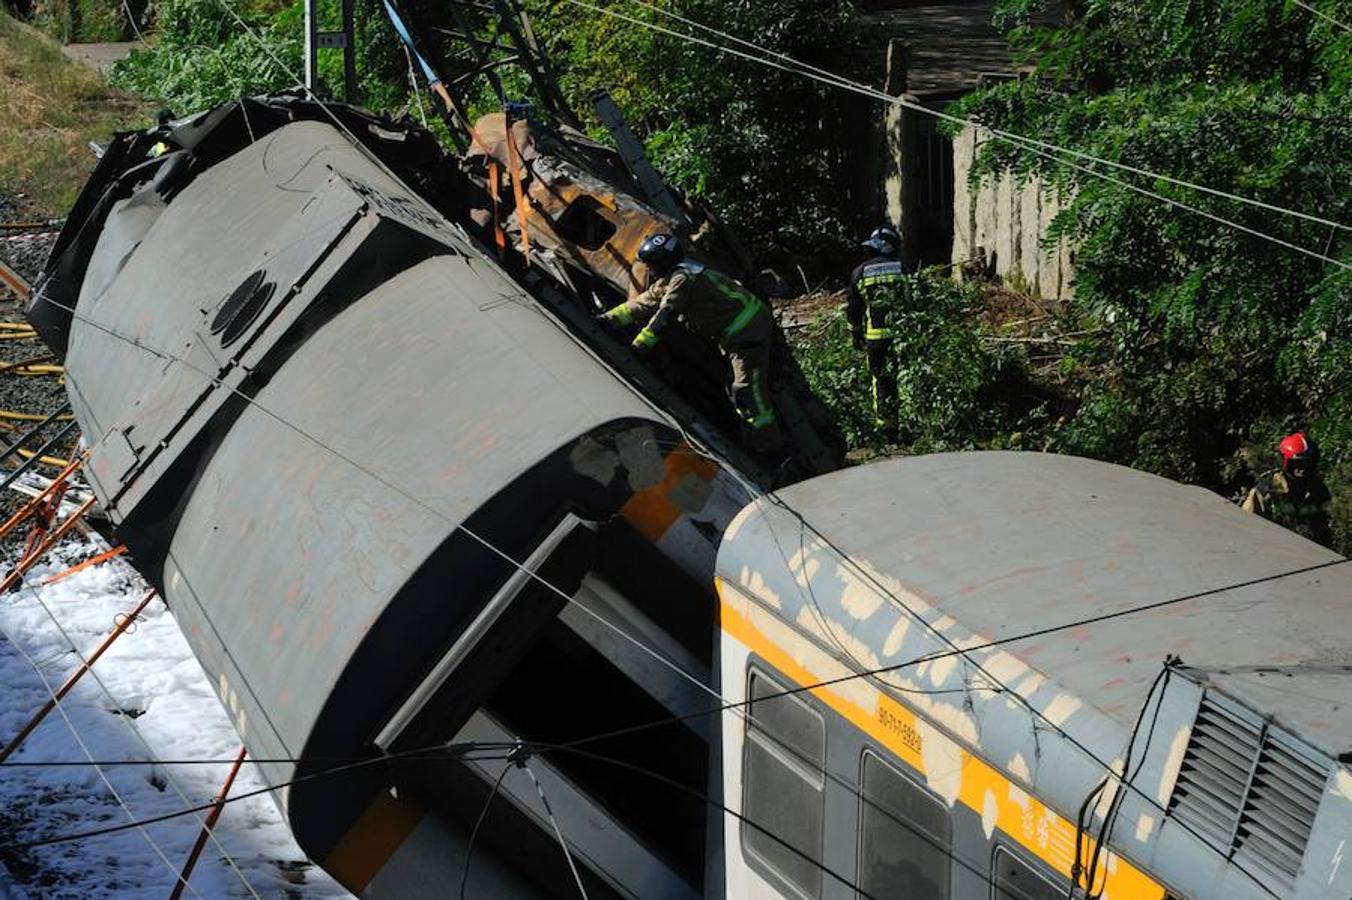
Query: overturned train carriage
29 93 1352 900
31 97 751 897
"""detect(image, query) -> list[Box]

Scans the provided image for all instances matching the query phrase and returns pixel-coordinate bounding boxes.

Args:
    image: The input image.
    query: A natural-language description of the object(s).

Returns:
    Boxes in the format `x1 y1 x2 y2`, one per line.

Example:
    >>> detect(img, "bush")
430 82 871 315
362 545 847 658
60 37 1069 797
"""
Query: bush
29 0 135 42
943 0 1352 553
793 274 1031 452
108 0 410 112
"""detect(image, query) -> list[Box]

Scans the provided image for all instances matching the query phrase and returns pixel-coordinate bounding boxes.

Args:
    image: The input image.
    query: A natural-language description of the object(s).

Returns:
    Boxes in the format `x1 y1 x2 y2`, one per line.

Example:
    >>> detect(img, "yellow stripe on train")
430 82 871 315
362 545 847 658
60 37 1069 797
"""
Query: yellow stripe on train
716 578 1167 900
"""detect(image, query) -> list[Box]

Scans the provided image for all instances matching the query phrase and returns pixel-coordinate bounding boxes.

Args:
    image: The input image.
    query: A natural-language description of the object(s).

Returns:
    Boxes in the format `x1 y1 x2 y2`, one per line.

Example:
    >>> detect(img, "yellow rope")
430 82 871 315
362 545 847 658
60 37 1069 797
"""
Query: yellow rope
15 448 71 468
0 410 73 422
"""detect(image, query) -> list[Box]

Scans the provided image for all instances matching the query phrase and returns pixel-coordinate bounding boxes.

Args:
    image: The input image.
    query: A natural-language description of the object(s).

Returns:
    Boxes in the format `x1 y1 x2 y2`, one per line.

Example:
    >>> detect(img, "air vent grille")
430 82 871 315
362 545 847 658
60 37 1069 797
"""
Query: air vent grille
1169 697 1259 844
1234 737 1326 883
1167 693 1329 889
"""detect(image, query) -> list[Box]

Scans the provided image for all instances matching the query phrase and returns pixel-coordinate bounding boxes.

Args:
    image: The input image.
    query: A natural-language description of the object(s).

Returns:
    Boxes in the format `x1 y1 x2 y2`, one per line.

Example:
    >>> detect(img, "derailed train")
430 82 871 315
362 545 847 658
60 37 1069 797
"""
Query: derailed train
28 95 1352 899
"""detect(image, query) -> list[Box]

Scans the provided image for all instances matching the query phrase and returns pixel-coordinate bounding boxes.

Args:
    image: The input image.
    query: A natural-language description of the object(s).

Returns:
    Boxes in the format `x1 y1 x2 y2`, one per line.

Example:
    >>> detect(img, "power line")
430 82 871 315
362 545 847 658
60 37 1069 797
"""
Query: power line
624 0 1352 236
9 564 265 899
29 7 1342 895
0 620 208 899
633 0 1352 234
536 740 877 898
569 0 1352 271
559 555 1349 751
1291 0 1352 33
30 193 1337 900
459 760 514 900
0 741 515 853
521 761 591 900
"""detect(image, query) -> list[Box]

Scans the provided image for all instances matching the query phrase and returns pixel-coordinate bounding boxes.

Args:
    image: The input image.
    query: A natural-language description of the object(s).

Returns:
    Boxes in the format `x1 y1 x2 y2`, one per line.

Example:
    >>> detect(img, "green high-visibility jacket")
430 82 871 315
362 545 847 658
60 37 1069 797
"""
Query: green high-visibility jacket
603 262 767 350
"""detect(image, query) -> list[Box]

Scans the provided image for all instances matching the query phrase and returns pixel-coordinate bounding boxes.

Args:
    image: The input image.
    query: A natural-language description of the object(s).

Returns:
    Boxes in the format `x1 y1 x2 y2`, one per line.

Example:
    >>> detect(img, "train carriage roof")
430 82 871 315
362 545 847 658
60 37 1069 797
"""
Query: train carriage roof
718 451 1352 756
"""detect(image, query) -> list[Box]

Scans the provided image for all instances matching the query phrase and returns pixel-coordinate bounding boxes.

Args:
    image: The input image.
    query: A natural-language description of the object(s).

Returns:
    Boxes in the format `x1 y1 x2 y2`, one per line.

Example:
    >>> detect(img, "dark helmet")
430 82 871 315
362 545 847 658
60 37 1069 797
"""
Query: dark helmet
637 233 684 275
1279 432 1318 476
863 225 902 257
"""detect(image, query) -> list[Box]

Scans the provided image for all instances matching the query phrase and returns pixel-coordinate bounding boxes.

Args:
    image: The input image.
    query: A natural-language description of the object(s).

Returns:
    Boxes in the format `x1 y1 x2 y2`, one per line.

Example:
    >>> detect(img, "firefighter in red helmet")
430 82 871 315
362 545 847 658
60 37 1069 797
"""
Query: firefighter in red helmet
1241 432 1332 547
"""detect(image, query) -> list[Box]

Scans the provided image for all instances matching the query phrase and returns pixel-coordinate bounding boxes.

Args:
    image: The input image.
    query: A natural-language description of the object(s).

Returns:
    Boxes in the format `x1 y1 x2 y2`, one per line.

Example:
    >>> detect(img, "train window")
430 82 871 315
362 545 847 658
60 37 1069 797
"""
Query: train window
742 669 826 899
992 847 1063 900
858 750 950 899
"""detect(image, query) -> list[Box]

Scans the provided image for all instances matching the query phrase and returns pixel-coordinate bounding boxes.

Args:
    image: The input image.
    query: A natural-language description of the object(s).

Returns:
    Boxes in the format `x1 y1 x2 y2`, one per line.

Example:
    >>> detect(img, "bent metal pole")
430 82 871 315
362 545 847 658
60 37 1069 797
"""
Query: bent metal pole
0 588 158 764
0 450 86 543
0 495 97 594
169 745 248 900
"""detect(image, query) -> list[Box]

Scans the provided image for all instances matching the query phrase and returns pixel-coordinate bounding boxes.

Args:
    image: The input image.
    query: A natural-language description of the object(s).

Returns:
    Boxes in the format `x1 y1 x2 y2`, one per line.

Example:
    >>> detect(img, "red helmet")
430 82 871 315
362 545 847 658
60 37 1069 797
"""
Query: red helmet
1279 432 1317 474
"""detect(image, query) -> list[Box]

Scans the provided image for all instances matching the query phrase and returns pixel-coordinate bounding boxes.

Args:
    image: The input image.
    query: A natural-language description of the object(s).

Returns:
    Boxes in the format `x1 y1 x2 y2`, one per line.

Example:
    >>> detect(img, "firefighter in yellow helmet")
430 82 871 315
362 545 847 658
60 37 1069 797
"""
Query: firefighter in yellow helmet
600 234 783 452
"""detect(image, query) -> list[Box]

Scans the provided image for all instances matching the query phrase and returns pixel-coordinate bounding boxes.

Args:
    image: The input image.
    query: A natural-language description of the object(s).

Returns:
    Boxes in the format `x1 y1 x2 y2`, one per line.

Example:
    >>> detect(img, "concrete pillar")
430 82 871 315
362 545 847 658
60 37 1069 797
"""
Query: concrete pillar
951 126 976 276
995 169 1017 282
1020 176 1042 297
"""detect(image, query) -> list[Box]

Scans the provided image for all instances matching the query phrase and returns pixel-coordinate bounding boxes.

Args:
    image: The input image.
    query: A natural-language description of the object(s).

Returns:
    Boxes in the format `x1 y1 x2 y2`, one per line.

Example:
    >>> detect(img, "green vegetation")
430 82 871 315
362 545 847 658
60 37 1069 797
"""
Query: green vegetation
961 0 1352 551
797 0 1352 553
23 0 141 42
8 0 1352 549
106 0 861 261
795 274 1036 454
520 0 859 259
108 0 302 110
0 9 153 214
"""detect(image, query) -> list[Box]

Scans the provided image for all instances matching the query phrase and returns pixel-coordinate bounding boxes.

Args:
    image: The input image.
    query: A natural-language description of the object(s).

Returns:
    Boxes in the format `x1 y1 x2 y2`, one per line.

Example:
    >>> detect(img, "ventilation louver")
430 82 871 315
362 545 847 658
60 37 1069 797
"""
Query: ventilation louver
1167 693 1329 889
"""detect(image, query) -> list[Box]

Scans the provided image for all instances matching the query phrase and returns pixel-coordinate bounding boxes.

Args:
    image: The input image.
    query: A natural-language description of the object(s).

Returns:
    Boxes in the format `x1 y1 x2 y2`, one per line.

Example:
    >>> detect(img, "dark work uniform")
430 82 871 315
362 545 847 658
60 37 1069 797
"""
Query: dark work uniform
847 254 915 434
603 262 783 451
1242 470 1334 548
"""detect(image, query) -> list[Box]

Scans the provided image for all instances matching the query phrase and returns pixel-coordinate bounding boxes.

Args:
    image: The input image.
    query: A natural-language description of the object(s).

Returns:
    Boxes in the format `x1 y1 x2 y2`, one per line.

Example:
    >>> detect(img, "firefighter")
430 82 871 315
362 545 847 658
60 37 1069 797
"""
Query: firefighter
1241 431 1333 548
847 225 915 438
600 234 784 452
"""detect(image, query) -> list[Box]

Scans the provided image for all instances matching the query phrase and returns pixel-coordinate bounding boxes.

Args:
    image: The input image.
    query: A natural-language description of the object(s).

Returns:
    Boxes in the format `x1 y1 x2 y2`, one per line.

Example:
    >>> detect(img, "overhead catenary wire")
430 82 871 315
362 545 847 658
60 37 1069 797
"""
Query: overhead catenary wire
1290 0 1352 33
8 571 266 900
521 761 591 900
0 740 517 853
622 0 1352 236
459 760 515 900
570 0 1352 273
25 4 1338 893
29 193 1337 900
24 169 1292 900
0 620 209 899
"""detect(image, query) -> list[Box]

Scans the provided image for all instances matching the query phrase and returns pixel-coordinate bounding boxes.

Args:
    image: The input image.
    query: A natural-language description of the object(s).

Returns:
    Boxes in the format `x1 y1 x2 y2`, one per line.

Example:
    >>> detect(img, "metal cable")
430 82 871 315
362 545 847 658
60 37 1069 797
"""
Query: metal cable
569 0 1352 271
623 0 1352 234
521 761 590 900
30 241 1335 900
9 564 265 900
25 7 1339 894
0 621 207 898
1291 0 1352 33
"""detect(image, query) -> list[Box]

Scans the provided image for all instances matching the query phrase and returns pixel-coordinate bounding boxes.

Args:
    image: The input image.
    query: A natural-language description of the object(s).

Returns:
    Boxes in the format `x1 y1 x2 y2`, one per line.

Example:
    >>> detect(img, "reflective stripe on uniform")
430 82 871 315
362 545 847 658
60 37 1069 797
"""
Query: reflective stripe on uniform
865 307 892 340
722 299 763 341
605 304 635 326
856 273 907 287
633 327 659 349
705 270 764 343
748 367 775 427
856 262 907 341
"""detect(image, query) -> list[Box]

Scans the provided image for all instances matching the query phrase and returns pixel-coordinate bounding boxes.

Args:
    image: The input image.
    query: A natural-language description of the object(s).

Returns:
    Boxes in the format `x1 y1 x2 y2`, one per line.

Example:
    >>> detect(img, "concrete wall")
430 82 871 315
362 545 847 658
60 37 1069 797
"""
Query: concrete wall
949 125 1075 301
